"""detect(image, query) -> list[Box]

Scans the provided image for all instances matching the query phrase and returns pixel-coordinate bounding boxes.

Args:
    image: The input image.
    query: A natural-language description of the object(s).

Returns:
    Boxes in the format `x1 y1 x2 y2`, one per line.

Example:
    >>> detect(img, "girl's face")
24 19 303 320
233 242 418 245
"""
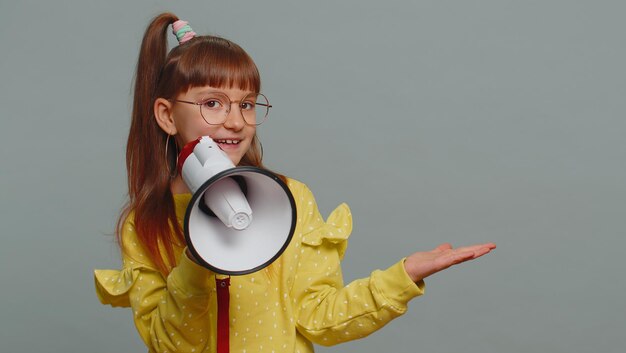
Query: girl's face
170 86 257 166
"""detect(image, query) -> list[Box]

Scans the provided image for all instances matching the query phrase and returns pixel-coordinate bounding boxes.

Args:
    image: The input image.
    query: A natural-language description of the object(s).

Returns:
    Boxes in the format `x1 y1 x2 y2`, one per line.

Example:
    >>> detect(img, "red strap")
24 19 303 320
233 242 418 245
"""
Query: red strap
177 137 202 174
216 277 230 353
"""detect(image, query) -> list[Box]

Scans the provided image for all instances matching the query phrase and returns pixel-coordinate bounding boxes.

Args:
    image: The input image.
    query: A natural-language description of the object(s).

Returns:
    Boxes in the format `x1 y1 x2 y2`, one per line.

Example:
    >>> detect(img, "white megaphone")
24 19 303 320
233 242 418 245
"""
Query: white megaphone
178 136 296 275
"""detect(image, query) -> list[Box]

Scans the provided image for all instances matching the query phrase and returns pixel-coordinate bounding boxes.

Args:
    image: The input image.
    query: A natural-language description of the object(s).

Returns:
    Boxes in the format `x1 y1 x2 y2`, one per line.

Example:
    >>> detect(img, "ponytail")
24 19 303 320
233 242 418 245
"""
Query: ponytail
120 13 183 275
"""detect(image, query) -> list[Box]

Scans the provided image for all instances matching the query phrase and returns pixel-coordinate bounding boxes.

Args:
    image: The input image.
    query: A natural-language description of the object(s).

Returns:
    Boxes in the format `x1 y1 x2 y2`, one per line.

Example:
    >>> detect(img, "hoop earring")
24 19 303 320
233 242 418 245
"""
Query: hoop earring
165 134 179 179
258 138 264 162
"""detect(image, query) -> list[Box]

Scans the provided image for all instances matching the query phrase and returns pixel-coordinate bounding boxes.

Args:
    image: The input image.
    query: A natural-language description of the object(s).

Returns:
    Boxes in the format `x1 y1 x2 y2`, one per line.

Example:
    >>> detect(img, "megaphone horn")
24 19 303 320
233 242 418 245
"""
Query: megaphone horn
178 137 297 275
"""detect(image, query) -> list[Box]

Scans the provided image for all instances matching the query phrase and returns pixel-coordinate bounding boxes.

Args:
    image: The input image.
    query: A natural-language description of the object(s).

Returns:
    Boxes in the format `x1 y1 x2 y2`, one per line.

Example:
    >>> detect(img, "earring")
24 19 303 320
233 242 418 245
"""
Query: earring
165 134 179 179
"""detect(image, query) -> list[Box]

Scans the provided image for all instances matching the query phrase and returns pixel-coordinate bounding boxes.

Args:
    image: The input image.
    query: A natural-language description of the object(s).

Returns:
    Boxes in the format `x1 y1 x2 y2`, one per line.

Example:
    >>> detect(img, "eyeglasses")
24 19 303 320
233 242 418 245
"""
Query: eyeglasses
172 92 271 126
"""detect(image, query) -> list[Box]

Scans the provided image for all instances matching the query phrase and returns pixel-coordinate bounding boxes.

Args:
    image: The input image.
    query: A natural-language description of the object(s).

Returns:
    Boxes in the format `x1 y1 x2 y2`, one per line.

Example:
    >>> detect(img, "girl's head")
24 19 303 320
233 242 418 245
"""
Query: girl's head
122 13 269 274
155 29 266 167
132 13 264 177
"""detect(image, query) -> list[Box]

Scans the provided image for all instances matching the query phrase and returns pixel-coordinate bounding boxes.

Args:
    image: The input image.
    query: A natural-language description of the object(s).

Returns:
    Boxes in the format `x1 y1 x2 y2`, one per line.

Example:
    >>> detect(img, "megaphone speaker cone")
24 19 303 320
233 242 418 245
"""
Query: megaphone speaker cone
184 167 297 275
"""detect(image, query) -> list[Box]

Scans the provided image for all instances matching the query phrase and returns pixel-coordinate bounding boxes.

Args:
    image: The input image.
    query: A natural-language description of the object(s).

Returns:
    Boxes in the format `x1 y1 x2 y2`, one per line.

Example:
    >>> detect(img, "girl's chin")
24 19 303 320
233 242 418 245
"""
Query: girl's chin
218 142 250 165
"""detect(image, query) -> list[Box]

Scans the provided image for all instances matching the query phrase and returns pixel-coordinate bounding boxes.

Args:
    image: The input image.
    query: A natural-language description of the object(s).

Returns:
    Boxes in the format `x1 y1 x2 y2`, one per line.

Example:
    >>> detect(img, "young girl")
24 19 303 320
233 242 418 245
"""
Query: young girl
95 12 495 353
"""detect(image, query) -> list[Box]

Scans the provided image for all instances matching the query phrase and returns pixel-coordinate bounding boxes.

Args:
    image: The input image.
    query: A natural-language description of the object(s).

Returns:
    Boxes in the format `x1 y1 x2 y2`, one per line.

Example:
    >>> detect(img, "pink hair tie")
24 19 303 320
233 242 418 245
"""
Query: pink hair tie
172 20 196 44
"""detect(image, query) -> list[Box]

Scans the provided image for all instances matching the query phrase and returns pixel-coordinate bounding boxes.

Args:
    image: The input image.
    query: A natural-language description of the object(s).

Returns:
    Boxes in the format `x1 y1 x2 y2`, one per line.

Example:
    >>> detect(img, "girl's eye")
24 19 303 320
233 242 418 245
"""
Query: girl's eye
203 100 223 109
240 102 255 111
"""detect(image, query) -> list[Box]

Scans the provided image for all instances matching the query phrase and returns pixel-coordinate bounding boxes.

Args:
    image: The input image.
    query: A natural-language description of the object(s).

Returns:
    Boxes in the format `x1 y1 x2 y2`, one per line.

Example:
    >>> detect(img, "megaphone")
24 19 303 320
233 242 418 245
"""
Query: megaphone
178 136 296 275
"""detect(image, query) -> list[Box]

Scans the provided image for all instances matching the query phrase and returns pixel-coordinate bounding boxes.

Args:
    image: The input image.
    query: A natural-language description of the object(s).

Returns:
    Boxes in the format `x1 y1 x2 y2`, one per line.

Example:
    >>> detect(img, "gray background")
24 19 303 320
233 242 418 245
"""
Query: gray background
1 1 624 352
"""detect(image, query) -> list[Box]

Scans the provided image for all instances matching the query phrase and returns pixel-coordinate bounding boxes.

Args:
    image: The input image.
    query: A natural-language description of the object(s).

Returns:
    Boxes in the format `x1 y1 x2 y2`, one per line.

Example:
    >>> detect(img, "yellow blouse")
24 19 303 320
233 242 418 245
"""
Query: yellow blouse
95 179 424 353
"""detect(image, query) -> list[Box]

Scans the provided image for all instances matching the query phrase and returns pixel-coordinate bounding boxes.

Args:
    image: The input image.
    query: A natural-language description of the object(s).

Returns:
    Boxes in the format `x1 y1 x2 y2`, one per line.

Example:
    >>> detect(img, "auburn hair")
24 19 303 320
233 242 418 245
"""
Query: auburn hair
119 12 284 275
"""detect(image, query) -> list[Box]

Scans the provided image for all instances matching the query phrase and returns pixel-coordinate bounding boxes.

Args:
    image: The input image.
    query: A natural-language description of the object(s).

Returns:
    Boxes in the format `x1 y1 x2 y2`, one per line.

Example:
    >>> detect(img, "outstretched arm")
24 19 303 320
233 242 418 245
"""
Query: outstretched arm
404 242 496 283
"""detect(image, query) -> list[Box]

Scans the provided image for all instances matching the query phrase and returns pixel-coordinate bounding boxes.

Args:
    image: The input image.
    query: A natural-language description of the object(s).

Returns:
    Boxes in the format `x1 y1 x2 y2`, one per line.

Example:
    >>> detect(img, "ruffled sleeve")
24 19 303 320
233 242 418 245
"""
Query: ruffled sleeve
94 267 142 308
301 203 352 260
94 213 215 352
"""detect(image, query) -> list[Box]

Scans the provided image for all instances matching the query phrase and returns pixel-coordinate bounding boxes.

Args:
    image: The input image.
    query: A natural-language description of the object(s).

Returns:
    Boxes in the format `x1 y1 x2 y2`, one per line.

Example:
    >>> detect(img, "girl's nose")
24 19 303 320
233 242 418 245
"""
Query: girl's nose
223 106 245 131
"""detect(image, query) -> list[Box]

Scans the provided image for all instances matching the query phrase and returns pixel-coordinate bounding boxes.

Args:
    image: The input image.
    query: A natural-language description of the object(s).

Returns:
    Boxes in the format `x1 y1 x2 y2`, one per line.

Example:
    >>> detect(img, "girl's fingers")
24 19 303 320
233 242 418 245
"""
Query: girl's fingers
453 243 496 254
450 250 476 264
472 246 494 258
444 246 494 266
434 243 453 253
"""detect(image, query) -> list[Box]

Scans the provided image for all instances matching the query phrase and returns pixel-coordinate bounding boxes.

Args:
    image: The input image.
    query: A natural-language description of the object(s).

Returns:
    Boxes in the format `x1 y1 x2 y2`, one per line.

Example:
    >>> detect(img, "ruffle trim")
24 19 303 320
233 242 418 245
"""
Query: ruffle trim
301 203 353 259
94 266 150 308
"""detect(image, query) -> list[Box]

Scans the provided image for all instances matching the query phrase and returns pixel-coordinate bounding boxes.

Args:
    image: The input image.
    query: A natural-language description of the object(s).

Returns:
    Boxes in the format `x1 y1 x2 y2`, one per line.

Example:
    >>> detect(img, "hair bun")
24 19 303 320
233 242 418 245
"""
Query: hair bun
172 20 196 44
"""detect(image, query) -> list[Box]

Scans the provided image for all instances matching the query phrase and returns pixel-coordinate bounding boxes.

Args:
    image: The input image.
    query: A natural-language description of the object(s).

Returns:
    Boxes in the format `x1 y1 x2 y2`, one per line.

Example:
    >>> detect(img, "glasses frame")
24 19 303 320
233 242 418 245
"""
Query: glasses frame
171 92 272 126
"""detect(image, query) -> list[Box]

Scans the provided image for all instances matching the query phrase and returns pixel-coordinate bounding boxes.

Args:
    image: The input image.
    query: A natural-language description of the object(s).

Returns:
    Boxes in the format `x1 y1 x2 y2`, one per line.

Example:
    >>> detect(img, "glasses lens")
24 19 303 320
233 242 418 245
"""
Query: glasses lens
199 93 229 125
241 93 270 126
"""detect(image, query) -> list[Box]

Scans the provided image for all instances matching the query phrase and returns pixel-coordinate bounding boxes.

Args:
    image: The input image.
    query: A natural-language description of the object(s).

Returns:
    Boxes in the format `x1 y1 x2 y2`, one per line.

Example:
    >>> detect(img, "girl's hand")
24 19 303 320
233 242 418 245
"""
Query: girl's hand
404 243 496 283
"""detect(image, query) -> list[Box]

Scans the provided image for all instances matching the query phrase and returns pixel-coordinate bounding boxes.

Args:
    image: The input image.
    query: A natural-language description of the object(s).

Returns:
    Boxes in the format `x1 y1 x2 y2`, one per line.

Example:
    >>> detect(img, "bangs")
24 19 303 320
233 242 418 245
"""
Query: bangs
163 36 261 96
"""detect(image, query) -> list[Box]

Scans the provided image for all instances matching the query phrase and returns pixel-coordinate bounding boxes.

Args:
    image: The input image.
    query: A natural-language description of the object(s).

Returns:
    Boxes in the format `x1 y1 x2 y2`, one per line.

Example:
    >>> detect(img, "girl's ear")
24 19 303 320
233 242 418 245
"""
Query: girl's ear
154 98 177 135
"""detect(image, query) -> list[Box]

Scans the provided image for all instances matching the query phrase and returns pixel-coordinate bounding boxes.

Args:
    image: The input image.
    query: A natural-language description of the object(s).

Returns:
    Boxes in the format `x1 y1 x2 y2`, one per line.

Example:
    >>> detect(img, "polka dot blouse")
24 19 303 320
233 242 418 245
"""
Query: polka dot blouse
95 179 424 352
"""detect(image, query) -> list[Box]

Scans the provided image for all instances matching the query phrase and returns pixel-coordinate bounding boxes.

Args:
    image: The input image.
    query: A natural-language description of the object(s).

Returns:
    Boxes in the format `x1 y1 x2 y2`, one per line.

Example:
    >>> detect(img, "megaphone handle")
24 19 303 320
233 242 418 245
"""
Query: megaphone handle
216 276 231 353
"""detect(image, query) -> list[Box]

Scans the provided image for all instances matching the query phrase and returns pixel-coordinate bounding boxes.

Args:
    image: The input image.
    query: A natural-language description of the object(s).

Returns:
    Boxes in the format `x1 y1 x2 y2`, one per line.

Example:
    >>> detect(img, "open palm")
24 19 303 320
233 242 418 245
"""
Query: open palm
404 243 496 282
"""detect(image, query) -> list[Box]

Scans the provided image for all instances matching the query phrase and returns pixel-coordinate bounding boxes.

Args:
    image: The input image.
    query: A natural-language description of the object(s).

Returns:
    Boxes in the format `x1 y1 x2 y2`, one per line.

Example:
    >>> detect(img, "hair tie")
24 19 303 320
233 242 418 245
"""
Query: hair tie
172 20 196 44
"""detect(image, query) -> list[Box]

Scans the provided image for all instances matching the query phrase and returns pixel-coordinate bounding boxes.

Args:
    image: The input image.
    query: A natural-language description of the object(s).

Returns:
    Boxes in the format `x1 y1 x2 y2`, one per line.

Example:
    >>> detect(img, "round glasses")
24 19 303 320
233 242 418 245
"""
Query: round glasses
173 92 271 126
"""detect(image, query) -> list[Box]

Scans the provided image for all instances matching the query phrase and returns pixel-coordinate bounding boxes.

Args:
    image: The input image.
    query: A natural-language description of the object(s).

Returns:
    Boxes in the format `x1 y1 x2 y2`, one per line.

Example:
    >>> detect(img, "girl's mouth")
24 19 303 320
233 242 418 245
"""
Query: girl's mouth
213 139 241 145
213 138 242 151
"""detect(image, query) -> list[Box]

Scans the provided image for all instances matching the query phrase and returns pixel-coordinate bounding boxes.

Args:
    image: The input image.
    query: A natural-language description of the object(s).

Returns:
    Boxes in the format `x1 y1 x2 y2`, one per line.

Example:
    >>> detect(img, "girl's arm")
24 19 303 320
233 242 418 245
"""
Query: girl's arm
95 217 215 353
289 182 494 346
